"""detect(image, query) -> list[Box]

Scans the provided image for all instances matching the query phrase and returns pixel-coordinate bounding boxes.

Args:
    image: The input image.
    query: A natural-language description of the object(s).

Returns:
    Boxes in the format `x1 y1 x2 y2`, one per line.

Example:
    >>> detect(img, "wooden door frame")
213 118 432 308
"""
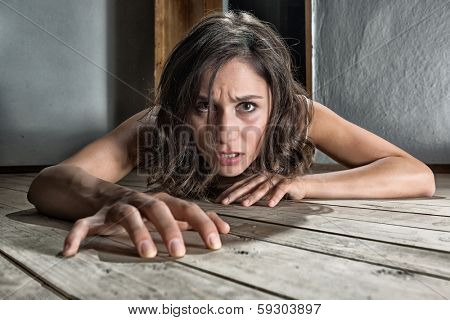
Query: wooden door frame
154 0 222 87
154 0 312 95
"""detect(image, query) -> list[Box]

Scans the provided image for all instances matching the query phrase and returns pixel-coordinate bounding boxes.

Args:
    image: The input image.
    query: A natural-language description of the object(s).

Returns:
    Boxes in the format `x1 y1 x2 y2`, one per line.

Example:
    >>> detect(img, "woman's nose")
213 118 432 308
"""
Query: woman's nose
214 110 239 143
218 125 239 144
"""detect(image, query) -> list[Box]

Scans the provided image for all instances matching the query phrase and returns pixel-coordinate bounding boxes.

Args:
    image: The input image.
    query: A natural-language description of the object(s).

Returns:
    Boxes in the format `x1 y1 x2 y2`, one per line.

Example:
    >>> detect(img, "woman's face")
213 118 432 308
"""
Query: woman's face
188 58 272 177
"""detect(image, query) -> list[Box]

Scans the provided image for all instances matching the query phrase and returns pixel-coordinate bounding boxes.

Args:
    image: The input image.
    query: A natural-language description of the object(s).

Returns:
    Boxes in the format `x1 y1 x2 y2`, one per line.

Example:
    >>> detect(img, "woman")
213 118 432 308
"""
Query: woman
27 11 435 260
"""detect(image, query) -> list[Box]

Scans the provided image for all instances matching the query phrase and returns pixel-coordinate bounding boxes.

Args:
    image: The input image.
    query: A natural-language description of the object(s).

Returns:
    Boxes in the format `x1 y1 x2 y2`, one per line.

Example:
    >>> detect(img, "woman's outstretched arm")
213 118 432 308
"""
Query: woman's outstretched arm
215 99 435 206
27 109 229 258
27 108 148 220
297 100 435 199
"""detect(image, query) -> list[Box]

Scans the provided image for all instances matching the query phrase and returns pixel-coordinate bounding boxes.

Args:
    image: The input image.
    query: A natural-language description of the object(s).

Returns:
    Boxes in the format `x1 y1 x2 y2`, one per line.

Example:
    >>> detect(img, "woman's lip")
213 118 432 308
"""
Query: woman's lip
218 152 242 154
217 153 244 166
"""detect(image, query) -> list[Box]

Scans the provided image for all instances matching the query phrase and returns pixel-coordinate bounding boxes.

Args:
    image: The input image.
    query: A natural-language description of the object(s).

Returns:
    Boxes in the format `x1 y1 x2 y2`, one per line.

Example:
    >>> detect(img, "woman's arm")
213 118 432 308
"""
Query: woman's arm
27 109 229 258
27 108 148 219
299 100 435 199
27 164 134 221
214 99 435 206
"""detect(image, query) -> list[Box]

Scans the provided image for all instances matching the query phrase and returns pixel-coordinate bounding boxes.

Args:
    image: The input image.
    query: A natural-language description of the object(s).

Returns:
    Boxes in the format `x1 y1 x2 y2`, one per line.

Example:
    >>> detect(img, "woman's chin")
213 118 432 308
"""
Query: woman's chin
218 165 247 177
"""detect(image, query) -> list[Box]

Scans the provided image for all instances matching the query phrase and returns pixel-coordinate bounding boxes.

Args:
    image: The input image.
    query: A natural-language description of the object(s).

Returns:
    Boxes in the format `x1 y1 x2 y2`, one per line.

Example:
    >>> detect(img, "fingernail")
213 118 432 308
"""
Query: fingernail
169 239 185 257
63 243 72 256
208 233 221 249
269 200 275 207
140 240 156 258
63 242 71 252
243 200 250 206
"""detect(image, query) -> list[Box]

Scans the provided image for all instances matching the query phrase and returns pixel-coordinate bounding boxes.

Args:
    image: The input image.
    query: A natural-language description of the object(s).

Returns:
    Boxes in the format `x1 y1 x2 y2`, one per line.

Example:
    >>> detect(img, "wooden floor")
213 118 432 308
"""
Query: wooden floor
0 170 449 299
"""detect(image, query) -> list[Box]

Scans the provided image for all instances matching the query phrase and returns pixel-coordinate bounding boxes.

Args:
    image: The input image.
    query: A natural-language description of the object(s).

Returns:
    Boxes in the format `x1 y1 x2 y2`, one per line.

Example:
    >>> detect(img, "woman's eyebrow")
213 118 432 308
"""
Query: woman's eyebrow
197 94 264 101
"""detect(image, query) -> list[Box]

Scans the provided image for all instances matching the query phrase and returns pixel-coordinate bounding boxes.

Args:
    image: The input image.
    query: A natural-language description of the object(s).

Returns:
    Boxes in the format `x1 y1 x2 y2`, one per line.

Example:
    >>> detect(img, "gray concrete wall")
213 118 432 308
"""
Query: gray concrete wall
312 0 449 164
0 0 153 166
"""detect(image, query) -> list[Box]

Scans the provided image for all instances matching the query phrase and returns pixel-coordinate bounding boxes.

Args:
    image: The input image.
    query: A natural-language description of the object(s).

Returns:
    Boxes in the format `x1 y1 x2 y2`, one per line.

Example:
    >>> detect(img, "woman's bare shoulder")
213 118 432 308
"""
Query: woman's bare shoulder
60 107 157 182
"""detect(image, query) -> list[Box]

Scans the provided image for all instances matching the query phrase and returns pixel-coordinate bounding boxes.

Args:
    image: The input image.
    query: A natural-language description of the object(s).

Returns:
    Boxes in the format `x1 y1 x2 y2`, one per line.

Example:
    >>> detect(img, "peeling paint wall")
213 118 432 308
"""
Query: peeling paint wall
312 0 449 164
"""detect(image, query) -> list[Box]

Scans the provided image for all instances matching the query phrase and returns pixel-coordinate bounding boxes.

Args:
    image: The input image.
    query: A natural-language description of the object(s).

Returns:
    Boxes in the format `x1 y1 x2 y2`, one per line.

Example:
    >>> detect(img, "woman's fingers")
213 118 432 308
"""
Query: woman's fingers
62 207 109 256
205 211 230 234
156 195 223 250
107 203 158 258
176 220 192 231
143 219 191 232
140 195 227 253
153 192 229 235
267 180 291 207
175 203 223 250
137 199 186 257
63 218 90 257
241 179 274 207
214 174 258 203
63 191 232 260
218 174 269 205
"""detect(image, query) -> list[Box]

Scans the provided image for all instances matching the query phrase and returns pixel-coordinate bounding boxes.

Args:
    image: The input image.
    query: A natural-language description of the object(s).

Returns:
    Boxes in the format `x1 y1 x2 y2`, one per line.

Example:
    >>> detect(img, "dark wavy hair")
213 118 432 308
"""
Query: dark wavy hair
138 10 315 200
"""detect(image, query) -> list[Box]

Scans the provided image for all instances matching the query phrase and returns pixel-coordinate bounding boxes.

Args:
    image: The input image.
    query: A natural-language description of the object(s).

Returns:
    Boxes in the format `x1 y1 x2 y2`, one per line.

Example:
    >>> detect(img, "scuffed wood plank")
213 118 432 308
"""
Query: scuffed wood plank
0 176 33 192
301 199 450 217
111 224 450 299
0 254 62 300
0 188 32 210
0 210 276 300
4 208 450 299
225 216 450 279
292 201 450 231
261 201 450 232
435 174 450 197
197 201 450 253
380 198 450 208
0 203 18 215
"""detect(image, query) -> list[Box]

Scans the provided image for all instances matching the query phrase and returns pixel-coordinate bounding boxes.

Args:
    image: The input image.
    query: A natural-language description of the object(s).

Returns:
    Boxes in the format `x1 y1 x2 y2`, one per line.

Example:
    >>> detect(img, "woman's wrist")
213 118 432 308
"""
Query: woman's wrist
28 164 133 221
291 174 321 199
92 178 135 209
286 176 309 200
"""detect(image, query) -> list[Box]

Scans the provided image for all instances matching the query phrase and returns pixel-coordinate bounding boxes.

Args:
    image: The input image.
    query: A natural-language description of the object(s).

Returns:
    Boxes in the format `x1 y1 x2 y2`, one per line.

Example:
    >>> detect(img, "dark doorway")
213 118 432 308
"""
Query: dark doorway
227 0 307 88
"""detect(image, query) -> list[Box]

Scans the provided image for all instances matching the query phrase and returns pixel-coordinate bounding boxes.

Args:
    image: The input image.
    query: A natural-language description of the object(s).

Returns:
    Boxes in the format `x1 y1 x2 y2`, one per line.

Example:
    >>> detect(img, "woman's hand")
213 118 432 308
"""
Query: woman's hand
62 190 230 258
215 173 307 207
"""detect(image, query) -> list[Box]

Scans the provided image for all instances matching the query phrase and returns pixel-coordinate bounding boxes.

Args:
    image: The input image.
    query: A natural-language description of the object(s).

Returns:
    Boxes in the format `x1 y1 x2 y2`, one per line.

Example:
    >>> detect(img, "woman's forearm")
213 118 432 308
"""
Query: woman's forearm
298 156 435 199
27 164 133 221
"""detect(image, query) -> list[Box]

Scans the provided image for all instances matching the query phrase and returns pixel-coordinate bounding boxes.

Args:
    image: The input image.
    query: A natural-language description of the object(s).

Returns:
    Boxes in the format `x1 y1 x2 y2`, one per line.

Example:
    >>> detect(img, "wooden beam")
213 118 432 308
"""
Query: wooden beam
154 0 223 88
305 0 312 96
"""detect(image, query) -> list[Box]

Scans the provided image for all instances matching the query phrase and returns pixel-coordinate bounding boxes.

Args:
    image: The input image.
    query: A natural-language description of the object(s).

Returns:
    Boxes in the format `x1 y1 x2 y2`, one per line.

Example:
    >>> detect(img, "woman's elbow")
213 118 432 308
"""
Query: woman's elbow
27 165 58 206
418 165 435 197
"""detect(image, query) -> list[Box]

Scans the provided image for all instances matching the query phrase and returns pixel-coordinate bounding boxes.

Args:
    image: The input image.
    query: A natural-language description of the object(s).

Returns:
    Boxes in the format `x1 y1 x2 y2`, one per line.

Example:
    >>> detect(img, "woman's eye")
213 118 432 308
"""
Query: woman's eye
237 102 256 112
195 103 210 113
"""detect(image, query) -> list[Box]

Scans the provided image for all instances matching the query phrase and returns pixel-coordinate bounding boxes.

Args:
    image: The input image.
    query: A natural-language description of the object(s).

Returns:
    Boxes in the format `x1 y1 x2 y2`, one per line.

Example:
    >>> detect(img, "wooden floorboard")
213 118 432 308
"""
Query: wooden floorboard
198 202 450 252
1 171 449 299
225 216 450 279
2 207 448 299
0 188 32 210
218 200 450 231
111 228 450 299
0 254 62 300
301 200 450 216
0 208 277 299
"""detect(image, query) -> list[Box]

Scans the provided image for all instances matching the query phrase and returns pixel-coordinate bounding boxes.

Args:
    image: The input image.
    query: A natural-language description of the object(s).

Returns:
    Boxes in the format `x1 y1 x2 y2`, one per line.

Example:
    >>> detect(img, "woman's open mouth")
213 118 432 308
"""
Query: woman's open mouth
217 152 244 166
